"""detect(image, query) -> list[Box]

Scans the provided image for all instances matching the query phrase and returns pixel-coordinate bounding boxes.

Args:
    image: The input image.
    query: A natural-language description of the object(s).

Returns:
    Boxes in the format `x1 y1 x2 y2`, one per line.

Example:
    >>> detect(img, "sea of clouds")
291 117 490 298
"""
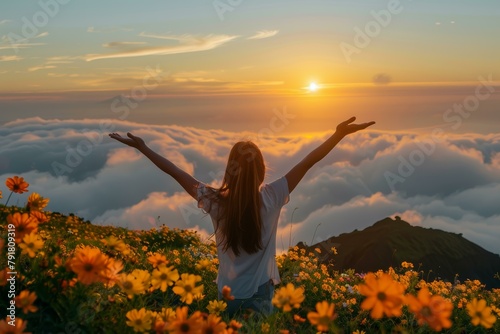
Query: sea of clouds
1 117 499 254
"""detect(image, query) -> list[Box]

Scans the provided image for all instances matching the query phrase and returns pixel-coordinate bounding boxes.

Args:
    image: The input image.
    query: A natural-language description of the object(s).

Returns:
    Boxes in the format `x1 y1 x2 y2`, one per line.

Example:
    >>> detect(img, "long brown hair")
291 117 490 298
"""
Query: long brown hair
210 141 265 256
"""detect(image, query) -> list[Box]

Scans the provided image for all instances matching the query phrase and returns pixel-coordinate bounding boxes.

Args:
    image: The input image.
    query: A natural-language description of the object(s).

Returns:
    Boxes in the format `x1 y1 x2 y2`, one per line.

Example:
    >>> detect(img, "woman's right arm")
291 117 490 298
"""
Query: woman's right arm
285 117 375 193
109 132 200 199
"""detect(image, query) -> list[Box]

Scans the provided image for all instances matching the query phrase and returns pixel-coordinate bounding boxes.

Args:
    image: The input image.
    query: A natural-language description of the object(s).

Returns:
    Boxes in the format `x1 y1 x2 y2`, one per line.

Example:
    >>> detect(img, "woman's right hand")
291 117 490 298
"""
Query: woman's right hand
109 132 146 149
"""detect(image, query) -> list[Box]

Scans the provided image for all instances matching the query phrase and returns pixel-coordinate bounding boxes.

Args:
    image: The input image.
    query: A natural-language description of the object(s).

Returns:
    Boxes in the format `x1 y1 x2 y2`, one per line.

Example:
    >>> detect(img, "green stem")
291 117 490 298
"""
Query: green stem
4 191 14 206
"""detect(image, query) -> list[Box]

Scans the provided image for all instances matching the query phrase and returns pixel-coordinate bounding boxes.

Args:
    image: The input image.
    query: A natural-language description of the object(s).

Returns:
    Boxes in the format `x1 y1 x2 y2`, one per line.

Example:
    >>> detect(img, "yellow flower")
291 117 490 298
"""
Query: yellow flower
261 323 270 333
101 235 130 255
401 261 414 269
406 286 453 331
27 192 50 211
195 258 212 271
15 290 38 314
466 298 497 329
131 269 151 291
156 307 176 322
172 273 204 305
206 300 227 315
126 308 152 333
118 273 145 298
272 283 305 312
151 265 179 292
358 273 405 319
307 301 336 332
19 232 44 258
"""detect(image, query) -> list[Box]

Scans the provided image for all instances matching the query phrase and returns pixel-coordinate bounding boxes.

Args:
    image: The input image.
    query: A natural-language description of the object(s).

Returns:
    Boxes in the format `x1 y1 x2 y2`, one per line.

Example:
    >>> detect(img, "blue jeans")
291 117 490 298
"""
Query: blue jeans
220 280 275 317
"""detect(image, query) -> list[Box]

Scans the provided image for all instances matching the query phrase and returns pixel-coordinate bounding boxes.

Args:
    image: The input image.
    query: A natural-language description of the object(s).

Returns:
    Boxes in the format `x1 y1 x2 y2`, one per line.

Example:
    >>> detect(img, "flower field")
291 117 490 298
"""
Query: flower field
0 176 499 333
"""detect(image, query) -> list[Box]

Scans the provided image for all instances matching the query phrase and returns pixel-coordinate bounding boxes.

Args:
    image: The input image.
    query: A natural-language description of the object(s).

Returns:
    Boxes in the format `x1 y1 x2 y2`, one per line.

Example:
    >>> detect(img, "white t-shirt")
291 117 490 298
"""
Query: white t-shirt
197 176 290 298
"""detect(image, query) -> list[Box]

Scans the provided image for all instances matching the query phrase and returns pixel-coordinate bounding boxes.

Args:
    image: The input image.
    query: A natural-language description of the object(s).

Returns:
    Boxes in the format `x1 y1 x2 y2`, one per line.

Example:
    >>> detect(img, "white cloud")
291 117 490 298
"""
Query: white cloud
28 65 56 72
0 55 22 62
247 30 279 40
1 118 500 255
86 34 238 61
87 26 133 33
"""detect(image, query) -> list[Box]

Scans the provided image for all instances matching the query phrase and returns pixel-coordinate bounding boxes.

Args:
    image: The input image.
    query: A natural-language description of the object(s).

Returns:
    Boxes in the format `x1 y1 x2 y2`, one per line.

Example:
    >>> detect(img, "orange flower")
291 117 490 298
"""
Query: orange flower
307 301 336 332
7 212 38 242
358 273 405 319
201 314 227 334
69 245 110 285
228 319 242 331
148 253 169 268
101 259 124 287
26 193 49 211
6 176 29 194
406 286 453 331
166 306 202 334
30 211 49 224
293 314 306 323
222 285 235 301
0 317 31 334
15 290 38 314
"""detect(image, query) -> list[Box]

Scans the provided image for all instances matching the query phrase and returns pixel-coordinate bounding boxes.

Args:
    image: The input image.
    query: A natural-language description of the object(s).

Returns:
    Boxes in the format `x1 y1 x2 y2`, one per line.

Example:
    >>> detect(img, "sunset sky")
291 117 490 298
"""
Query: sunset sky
1 1 499 255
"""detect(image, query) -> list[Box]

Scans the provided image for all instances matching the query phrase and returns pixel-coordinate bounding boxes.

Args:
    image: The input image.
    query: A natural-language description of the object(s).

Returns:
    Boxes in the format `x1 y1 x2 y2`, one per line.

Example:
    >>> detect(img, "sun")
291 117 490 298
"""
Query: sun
308 82 319 92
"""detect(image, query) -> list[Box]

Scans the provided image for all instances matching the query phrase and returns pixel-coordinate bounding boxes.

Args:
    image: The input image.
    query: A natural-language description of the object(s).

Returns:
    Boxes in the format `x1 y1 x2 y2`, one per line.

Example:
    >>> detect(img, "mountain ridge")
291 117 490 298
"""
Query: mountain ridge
299 216 500 288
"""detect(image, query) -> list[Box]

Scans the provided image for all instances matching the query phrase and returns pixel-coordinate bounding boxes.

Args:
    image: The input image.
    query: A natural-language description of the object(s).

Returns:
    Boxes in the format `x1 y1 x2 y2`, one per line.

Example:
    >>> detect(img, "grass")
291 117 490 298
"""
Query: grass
0 183 499 333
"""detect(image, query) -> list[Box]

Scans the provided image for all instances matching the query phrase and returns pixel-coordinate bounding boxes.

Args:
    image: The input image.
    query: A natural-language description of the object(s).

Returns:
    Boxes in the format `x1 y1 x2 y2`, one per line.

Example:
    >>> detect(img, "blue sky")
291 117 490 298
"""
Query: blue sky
1 0 499 256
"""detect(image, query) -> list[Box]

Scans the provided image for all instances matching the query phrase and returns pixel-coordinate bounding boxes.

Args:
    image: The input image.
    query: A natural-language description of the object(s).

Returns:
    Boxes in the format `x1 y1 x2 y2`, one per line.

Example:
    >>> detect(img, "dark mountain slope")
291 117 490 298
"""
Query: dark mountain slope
304 217 500 288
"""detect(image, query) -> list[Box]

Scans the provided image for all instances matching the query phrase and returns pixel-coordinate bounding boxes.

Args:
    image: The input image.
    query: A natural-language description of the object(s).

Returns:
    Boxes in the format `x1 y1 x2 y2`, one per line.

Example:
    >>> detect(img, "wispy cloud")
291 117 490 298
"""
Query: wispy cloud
0 31 48 51
45 56 81 65
247 30 279 40
0 19 11 25
103 42 147 48
28 65 56 72
36 32 49 39
86 34 238 61
0 55 22 62
87 26 133 33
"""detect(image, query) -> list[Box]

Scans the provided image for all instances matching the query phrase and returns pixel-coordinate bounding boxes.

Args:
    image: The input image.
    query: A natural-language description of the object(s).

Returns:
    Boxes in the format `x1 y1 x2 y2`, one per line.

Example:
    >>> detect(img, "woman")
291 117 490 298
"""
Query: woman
109 116 375 316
